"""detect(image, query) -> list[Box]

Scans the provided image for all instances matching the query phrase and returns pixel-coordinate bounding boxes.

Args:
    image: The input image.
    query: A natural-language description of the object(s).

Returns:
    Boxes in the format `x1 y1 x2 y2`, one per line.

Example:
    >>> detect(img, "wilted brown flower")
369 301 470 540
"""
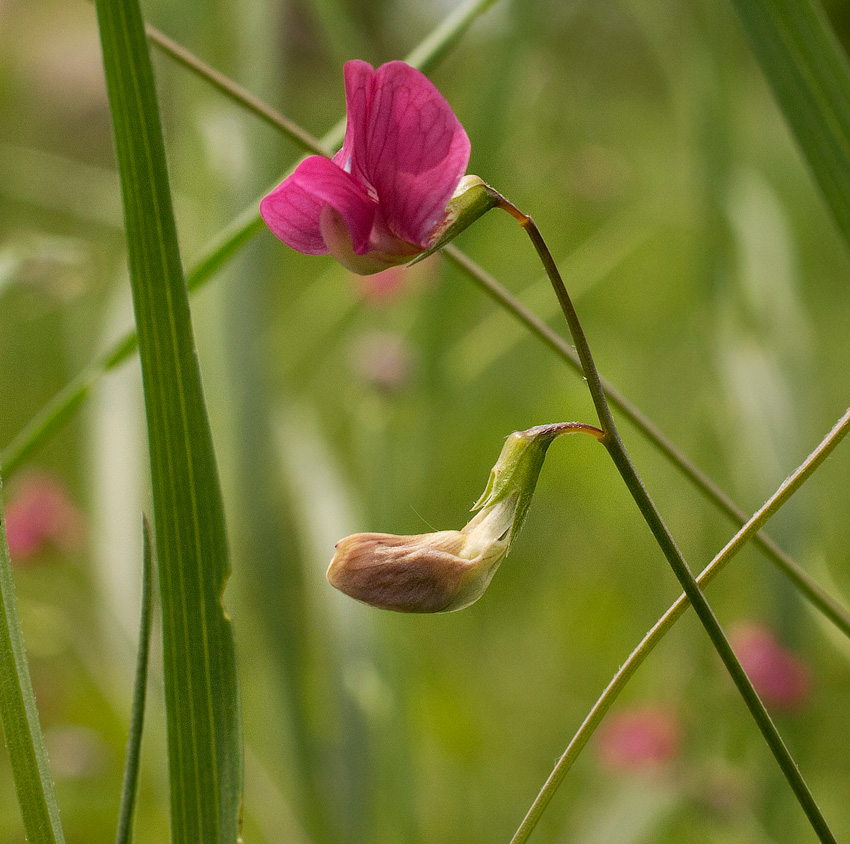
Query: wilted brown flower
327 497 512 613
327 421 603 612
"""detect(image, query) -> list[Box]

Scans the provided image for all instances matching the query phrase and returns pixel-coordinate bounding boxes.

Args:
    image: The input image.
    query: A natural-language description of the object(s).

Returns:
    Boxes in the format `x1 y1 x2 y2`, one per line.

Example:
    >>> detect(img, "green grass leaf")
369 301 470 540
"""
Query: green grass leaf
0 473 66 844
731 0 850 252
93 1 241 842
115 516 155 844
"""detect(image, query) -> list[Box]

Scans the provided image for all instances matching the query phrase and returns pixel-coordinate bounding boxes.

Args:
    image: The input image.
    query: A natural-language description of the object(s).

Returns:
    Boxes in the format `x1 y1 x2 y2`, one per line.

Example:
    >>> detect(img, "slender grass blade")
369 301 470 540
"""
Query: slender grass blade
731 0 850 252
93 0 242 841
115 516 155 844
0 474 66 844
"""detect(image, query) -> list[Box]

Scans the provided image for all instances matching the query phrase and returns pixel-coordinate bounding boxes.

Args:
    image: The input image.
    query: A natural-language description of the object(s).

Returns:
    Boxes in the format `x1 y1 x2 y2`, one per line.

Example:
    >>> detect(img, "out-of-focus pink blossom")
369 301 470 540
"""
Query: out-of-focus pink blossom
350 331 414 393
352 252 439 305
597 706 680 773
4 472 84 562
261 60 470 275
730 622 811 712
354 266 407 304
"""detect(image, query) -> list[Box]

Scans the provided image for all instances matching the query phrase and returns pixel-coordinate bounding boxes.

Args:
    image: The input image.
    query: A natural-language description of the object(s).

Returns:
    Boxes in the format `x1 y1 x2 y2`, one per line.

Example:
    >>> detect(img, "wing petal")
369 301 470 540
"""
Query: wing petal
261 156 376 255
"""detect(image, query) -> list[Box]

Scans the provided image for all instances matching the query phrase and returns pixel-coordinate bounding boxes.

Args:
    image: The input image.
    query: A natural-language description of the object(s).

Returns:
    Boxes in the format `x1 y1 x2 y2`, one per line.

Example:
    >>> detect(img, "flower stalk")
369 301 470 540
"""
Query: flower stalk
495 195 837 843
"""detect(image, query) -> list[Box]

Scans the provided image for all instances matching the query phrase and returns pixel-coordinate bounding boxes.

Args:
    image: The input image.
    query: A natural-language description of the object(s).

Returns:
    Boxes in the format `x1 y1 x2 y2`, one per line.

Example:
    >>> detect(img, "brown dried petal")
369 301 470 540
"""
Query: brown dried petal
327 531 481 613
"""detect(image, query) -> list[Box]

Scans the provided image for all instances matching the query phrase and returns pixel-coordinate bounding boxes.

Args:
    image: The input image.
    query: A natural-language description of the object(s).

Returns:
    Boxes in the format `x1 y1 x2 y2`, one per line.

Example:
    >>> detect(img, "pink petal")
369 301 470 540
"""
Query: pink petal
365 62 470 247
5 513 41 558
261 156 376 256
333 60 375 189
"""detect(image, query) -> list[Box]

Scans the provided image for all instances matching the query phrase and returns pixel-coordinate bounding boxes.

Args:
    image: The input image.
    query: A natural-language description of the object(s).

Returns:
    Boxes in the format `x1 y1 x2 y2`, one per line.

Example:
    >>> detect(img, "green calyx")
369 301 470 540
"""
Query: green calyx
473 423 601 548
409 176 502 266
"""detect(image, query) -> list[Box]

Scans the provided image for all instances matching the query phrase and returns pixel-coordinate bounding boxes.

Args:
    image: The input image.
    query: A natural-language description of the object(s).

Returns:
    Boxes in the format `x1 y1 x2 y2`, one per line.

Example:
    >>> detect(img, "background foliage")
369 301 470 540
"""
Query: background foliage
1 0 849 842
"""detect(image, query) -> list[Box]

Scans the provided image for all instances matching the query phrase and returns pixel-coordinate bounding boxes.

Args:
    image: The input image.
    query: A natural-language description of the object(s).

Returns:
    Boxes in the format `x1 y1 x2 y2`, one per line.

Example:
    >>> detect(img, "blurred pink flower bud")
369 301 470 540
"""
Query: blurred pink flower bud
597 707 680 773
352 252 439 307
353 266 407 304
729 622 811 712
261 60 472 274
350 331 414 393
4 472 84 562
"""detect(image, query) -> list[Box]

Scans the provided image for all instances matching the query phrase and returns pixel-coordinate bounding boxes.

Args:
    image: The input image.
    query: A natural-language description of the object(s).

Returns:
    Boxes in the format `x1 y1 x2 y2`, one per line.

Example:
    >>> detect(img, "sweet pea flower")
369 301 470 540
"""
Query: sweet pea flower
328 514 510 614
260 60 474 274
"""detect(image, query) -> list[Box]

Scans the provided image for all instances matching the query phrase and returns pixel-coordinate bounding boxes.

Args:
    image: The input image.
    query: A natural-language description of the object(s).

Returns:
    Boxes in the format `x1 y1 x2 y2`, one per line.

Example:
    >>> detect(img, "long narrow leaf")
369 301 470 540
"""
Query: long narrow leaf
93 1 241 842
115 516 155 844
731 0 850 251
0 474 66 844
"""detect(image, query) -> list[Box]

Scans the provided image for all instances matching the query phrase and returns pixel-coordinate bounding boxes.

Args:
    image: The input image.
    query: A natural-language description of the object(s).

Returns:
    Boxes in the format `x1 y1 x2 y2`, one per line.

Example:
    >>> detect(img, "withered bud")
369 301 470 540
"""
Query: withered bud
327 512 509 614
327 421 602 613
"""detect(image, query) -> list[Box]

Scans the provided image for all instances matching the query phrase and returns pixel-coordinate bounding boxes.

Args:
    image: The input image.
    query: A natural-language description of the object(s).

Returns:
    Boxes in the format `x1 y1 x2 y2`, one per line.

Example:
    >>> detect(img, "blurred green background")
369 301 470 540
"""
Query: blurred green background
1 0 850 841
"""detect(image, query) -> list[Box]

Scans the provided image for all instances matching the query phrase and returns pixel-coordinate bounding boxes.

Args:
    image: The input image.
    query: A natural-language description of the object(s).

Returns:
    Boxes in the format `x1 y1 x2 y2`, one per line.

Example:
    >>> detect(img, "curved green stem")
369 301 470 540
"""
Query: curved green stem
500 199 836 843
510 405 850 844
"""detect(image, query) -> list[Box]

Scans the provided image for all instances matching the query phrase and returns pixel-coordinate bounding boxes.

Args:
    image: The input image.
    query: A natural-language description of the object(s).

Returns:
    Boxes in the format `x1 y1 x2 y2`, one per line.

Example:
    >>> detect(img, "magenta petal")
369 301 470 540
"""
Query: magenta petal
333 60 375 188
260 156 376 255
365 62 470 247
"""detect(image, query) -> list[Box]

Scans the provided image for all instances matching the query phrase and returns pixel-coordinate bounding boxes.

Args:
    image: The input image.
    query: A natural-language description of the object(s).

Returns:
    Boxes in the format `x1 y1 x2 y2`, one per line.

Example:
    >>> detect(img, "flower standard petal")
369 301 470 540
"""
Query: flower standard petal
260 155 376 255
333 59 375 188
365 61 471 247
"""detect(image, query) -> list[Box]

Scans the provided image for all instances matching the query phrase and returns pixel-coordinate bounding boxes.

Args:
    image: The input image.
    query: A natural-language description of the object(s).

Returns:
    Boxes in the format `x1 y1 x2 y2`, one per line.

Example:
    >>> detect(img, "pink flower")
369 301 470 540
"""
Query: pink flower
730 623 811 712
261 60 470 275
4 472 84 562
597 707 680 773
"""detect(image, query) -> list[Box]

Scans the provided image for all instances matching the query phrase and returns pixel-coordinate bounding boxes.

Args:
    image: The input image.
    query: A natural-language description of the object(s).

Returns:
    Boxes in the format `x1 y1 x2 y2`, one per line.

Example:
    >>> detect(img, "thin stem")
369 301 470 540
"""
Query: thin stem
532 421 605 440
501 200 837 843
115 517 155 844
510 405 850 844
146 25 334 157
